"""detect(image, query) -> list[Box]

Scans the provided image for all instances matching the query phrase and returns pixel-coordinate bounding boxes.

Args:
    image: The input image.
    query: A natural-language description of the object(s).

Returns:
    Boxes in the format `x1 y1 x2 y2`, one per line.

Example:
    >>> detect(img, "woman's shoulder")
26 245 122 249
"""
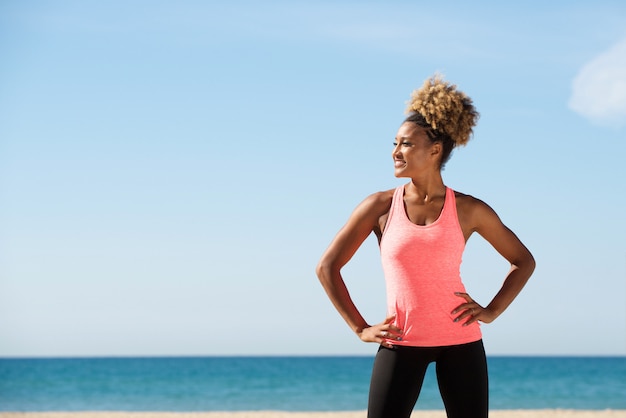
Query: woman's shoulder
454 189 486 207
358 188 396 215
453 189 500 223
368 187 397 202
359 188 396 238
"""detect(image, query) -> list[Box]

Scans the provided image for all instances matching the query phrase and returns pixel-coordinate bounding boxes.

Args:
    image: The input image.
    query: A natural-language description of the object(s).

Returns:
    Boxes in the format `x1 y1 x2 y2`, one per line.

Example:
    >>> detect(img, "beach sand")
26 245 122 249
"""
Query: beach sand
1 411 625 418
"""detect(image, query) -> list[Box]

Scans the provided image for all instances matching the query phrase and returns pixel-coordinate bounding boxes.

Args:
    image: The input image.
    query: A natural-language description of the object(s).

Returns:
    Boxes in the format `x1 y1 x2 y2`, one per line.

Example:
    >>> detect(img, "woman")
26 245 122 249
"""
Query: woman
316 75 535 418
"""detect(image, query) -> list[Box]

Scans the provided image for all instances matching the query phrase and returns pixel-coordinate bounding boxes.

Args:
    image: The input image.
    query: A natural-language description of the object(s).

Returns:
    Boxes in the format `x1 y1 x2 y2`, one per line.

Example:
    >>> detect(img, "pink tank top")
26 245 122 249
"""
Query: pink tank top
380 185 482 347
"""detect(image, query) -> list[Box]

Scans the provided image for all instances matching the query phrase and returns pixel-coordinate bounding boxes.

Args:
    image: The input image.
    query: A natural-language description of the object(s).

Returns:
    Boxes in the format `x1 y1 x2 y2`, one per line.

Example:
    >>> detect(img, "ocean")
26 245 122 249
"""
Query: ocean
0 356 624 411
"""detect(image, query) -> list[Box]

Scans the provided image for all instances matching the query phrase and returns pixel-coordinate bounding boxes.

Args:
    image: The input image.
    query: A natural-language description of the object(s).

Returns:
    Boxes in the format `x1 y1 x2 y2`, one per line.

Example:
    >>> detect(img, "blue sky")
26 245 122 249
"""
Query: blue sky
1 0 625 357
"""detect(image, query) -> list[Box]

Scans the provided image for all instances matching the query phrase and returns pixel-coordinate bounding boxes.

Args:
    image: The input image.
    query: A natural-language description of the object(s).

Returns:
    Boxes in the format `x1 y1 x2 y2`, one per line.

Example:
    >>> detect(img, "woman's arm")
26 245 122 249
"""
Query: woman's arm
316 191 402 347
453 197 536 325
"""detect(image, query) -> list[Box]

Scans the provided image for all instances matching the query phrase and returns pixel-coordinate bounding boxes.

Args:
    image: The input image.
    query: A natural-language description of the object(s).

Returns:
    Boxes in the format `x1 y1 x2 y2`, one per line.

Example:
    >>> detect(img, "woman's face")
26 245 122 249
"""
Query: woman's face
392 122 440 178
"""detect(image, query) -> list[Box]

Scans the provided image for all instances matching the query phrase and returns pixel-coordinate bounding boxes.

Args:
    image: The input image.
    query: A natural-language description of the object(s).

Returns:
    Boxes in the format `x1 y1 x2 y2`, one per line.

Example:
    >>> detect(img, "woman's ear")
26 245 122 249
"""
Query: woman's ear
430 142 442 157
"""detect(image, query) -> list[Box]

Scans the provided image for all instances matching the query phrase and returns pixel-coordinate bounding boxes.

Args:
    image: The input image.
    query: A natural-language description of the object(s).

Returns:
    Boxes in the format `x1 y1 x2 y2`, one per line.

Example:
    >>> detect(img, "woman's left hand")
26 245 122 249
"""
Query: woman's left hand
452 292 495 326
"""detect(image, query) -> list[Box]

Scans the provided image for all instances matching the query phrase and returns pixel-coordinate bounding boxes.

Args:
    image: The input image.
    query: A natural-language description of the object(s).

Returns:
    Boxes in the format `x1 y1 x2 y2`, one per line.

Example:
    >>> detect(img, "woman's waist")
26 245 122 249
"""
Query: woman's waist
389 305 482 347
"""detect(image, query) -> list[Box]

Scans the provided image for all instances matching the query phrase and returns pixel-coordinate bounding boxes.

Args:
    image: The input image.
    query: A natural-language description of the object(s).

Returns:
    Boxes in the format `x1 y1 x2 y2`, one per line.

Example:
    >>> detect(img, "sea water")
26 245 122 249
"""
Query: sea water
0 356 624 411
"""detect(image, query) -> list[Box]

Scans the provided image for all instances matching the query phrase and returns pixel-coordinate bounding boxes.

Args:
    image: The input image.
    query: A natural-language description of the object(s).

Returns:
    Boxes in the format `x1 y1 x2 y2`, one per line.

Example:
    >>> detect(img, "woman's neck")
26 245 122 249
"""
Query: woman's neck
406 174 445 202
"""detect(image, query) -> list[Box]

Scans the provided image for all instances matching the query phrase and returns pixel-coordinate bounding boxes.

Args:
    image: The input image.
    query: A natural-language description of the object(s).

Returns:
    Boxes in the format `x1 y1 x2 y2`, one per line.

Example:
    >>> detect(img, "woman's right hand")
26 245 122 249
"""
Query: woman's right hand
358 315 403 348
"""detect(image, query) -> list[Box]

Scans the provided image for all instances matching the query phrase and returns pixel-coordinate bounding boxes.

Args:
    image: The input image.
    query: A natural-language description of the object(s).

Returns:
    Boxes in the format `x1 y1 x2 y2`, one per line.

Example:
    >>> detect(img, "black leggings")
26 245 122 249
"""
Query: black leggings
367 339 488 418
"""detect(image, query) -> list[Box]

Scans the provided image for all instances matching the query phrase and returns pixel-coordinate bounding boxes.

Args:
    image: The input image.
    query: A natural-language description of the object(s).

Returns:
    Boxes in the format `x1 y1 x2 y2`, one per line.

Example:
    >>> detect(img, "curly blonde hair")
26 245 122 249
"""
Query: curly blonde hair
405 74 479 148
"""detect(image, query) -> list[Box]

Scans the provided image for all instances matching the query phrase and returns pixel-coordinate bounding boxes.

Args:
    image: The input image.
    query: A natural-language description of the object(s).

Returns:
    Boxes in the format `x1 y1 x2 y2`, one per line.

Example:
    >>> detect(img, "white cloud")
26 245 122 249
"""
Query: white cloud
569 38 626 128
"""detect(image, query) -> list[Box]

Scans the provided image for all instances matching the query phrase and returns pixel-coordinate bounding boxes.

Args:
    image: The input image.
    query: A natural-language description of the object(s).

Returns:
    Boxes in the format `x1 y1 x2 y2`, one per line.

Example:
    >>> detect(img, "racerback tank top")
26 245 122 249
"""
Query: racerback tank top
380 185 482 347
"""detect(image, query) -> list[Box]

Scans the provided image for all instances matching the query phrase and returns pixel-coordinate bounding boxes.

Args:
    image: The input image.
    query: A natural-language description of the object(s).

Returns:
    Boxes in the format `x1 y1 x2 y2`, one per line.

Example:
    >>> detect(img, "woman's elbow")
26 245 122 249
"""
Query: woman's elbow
516 250 536 277
316 257 339 286
315 260 327 280
316 257 331 280
528 252 536 272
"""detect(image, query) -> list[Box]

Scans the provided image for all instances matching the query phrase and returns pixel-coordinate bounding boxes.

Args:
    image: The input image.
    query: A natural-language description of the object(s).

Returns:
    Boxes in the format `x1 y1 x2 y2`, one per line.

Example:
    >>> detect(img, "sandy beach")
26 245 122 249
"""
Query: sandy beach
1 411 625 418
